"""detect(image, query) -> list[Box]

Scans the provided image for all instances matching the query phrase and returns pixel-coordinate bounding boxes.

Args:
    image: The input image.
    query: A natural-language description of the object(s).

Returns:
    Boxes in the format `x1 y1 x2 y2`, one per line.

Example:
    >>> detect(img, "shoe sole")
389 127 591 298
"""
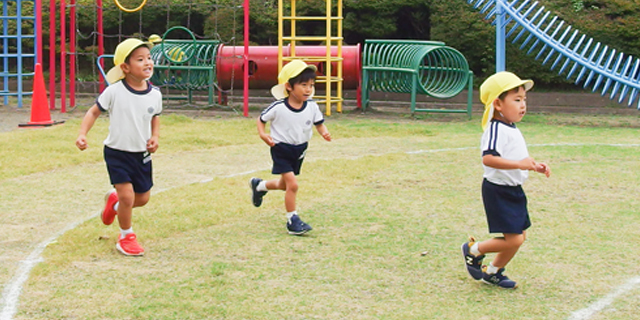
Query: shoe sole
481 279 517 289
116 243 144 256
461 243 483 281
288 229 311 235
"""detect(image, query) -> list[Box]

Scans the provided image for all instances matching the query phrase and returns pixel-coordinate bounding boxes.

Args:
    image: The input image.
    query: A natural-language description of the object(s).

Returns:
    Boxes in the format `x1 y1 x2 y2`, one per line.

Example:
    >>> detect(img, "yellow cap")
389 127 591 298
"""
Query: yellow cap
106 38 153 85
270 60 317 100
480 71 533 130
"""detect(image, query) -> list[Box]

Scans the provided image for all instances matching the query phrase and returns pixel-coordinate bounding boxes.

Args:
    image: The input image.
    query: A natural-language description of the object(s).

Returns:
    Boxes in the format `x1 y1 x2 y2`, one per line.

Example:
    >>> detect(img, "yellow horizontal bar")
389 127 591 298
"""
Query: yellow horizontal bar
314 98 344 103
284 56 344 62
283 16 343 21
314 78 345 84
282 36 344 41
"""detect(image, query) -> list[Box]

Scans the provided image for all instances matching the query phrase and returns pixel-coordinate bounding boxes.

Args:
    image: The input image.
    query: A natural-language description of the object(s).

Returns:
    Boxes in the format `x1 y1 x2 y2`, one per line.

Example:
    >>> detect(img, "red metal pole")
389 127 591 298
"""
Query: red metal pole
243 0 249 117
60 0 66 113
35 0 42 65
49 0 55 110
69 0 76 108
97 0 104 92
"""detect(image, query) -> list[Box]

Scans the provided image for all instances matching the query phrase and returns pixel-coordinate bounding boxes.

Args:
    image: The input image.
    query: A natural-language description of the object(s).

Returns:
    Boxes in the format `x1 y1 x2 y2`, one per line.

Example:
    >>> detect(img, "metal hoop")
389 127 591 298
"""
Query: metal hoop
160 26 197 64
113 0 148 13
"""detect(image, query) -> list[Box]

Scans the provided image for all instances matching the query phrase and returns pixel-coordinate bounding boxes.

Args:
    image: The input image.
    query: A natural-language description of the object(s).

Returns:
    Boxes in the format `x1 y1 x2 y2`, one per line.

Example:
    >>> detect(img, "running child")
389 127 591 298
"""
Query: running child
76 38 162 256
461 71 550 288
250 60 331 235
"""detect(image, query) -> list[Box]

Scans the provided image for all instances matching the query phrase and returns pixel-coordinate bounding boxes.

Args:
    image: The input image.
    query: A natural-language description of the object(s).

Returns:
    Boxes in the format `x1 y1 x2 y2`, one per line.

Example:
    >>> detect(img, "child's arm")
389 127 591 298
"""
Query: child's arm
75 104 102 150
315 123 331 141
483 155 550 177
257 117 275 147
147 115 160 153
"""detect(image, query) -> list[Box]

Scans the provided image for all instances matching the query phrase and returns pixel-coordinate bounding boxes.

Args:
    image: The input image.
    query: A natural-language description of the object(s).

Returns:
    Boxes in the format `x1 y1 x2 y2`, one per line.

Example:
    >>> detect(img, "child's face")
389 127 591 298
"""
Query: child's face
495 86 527 123
285 78 315 103
122 46 154 82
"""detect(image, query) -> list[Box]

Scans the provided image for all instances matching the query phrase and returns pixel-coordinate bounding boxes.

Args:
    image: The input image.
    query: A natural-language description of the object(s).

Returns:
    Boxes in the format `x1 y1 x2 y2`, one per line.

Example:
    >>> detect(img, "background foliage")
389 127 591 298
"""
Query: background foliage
40 0 640 88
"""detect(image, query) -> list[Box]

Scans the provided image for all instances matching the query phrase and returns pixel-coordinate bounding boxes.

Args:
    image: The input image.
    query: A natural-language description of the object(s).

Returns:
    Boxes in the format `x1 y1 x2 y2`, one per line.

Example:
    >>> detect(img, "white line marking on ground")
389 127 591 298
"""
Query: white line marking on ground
0 210 97 320
567 277 640 320
1 142 639 320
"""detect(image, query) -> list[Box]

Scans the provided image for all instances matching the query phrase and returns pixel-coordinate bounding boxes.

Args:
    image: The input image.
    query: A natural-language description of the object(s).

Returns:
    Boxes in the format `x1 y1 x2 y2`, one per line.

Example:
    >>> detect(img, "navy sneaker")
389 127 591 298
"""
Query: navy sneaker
461 237 485 280
249 178 267 207
287 215 312 235
482 267 517 289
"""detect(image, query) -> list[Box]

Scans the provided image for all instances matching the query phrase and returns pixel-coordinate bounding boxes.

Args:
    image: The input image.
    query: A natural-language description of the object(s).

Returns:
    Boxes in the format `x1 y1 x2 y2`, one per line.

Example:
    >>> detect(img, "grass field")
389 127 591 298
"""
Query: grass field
2 111 640 319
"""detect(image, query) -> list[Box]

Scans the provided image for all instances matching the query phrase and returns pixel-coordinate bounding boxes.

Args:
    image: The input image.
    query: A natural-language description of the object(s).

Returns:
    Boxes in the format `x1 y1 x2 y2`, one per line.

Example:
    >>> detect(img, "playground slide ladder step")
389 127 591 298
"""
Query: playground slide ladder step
282 16 343 21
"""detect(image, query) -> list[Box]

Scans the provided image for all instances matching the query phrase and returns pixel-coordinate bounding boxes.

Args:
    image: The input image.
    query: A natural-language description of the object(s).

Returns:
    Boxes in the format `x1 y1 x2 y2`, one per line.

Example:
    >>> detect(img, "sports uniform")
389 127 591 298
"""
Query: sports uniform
481 119 531 234
98 80 162 193
259 98 324 175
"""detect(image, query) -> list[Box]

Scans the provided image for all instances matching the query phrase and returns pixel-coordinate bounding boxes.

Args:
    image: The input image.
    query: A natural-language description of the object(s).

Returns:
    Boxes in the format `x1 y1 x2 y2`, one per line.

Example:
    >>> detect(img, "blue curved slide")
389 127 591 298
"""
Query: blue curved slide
466 0 640 109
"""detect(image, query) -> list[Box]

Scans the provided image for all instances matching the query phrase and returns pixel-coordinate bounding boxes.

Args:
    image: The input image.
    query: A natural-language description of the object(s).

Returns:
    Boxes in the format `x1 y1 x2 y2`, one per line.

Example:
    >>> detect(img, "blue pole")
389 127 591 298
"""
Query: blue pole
2 1 8 105
17 0 24 107
495 0 506 72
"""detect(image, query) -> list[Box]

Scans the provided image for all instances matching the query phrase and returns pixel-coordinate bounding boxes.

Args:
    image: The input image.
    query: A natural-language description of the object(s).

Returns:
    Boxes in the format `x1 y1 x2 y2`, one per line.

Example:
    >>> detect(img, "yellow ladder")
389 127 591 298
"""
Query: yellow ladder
277 0 344 115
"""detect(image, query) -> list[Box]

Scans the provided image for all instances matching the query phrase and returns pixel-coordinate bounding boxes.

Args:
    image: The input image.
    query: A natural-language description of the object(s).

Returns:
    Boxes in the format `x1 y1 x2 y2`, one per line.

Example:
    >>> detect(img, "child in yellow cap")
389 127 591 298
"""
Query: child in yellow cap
250 60 331 235
461 71 550 288
75 38 161 256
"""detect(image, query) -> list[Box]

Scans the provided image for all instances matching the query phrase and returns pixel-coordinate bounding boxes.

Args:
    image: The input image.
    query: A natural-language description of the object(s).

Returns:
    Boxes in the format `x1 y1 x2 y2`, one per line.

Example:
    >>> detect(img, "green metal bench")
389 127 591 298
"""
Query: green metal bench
362 40 473 118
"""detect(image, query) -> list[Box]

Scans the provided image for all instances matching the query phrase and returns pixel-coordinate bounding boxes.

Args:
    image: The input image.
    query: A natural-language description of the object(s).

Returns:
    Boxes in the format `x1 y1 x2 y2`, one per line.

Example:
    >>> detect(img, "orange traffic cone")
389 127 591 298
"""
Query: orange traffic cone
19 63 64 127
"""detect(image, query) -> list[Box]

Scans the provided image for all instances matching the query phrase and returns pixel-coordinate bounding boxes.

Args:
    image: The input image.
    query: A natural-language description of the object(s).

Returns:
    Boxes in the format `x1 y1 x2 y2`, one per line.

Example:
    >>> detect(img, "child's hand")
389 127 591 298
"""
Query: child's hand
147 136 159 153
535 162 551 177
517 157 538 171
321 131 331 141
76 135 88 150
260 134 275 147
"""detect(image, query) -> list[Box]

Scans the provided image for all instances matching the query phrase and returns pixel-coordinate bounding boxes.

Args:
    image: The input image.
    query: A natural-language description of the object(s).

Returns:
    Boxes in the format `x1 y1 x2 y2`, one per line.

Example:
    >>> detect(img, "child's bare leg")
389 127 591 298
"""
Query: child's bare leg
265 173 298 211
491 233 525 268
114 183 135 229
134 191 150 208
477 232 526 268
280 172 298 212
114 184 150 230
265 177 286 191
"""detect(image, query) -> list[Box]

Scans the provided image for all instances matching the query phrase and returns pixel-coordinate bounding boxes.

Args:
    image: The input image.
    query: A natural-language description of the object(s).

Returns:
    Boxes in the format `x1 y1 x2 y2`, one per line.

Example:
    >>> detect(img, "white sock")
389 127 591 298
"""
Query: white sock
114 202 119 212
286 211 297 221
257 181 268 192
120 227 134 239
470 243 481 256
486 262 500 275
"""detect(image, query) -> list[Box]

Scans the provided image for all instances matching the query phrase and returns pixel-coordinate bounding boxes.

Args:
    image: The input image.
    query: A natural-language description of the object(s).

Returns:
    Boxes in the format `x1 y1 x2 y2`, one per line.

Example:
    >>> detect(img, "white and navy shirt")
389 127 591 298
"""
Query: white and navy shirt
260 98 324 145
97 80 162 152
481 120 529 186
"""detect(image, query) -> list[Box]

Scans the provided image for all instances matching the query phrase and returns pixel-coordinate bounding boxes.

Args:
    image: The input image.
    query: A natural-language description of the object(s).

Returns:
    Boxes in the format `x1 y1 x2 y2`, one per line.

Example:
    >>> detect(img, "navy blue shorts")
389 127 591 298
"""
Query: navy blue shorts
482 179 530 234
270 142 308 175
104 146 153 193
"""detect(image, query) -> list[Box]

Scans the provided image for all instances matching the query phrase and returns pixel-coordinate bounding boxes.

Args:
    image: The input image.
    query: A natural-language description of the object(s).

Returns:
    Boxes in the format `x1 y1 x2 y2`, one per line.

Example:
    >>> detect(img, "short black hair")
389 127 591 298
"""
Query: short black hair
498 85 526 100
288 67 316 87
124 44 150 64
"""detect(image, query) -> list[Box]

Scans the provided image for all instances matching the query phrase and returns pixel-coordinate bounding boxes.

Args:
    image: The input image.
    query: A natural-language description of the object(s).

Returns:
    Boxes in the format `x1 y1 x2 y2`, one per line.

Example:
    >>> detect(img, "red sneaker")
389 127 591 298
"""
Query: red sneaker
116 233 144 256
102 189 118 225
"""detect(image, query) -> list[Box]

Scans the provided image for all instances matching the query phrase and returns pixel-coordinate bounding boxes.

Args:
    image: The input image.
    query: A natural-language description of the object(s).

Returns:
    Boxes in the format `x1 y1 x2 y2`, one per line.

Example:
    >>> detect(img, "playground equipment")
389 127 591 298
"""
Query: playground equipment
114 0 147 13
216 44 361 94
148 27 221 106
277 0 344 115
361 40 473 117
0 0 40 107
467 0 640 109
